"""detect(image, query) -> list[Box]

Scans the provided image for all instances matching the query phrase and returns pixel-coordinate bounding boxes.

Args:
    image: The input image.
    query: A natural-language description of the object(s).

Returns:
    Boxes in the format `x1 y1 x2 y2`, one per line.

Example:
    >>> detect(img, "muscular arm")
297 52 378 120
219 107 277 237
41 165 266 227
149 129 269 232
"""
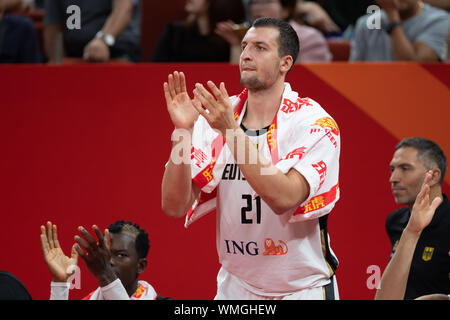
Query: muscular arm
44 24 64 63
161 71 201 218
226 128 310 214
385 9 440 61
101 0 134 38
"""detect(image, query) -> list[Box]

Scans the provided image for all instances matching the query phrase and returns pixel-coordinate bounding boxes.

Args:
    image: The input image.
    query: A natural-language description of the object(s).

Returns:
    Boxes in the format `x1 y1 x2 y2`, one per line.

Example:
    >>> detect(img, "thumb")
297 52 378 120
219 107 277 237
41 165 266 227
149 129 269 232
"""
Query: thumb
71 243 79 262
430 196 443 212
105 229 112 250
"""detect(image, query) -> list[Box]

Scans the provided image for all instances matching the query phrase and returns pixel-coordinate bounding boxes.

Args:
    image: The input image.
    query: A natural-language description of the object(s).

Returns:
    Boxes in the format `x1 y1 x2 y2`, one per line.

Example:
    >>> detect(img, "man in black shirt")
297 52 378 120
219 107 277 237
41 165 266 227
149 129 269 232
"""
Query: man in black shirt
44 0 141 63
386 137 450 299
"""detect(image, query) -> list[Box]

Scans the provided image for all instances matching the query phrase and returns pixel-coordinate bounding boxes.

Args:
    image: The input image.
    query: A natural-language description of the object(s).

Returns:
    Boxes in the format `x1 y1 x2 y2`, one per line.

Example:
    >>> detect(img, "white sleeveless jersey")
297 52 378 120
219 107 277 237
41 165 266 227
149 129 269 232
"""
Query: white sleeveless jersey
187 83 340 296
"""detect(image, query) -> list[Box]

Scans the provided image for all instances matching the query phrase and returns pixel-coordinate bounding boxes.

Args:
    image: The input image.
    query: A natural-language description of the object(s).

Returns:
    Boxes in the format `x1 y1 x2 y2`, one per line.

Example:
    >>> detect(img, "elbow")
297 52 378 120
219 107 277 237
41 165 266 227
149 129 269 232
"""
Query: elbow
161 200 186 219
266 197 299 215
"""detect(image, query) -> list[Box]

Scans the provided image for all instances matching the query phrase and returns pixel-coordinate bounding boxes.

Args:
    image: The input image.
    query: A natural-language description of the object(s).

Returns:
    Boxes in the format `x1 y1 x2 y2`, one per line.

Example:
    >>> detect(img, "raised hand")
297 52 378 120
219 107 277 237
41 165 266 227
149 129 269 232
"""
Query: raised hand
192 81 237 137
406 171 443 234
74 225 117 287
164 71 200 130
40 221 78 282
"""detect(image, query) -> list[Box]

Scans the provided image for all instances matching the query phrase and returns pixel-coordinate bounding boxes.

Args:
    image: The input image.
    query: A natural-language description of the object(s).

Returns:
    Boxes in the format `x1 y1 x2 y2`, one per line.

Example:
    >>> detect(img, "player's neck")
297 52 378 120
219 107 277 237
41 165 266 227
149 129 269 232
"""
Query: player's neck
244 81 284 129
125 280 139 298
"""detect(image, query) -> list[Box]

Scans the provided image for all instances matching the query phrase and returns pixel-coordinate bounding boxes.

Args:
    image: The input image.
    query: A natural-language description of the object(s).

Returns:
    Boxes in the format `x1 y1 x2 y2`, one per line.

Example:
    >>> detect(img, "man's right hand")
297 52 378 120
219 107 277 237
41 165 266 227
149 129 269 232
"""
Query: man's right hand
40 221 78 282
163 71 200 130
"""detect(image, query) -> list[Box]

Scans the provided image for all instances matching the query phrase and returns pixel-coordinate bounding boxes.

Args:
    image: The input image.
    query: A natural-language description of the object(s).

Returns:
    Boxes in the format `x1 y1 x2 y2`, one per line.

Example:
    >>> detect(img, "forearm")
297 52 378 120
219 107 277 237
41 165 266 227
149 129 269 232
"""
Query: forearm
44 25 65 62
386 10 418 61
97 268 118 288
162 130 197 218
100 0 133 38
226 129 308 214
375 228 421 300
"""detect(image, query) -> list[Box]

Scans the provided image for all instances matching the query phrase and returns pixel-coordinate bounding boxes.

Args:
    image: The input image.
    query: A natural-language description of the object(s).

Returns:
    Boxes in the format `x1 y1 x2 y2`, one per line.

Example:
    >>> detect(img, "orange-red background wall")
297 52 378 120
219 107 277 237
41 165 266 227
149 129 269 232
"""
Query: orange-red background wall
0 63 449 300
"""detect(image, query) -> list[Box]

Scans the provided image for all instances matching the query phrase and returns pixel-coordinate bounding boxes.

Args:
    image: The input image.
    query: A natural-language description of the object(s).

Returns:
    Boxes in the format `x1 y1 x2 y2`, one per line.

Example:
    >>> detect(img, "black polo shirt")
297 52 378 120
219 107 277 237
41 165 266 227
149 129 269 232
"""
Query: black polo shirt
386 194 450 299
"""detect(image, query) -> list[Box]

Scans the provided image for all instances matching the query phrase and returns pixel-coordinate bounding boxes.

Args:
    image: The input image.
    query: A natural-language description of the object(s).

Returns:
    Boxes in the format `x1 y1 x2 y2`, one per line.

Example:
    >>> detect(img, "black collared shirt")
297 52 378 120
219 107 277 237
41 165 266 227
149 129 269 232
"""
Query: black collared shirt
386 194 450 299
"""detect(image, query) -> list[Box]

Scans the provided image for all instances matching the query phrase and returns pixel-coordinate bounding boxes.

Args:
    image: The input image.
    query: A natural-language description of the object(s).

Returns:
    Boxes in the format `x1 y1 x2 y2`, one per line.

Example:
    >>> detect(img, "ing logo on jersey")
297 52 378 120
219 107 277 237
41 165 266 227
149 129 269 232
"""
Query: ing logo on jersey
263 238 288 256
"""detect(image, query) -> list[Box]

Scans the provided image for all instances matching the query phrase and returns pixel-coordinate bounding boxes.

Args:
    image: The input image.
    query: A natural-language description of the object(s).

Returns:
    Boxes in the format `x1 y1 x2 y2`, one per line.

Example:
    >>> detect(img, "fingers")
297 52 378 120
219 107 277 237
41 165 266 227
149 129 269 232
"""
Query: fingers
163 82 172 104
167 74 176 99
430 196 443 212
193 83 218 113
74 226 96 257
173 71 182 94
46 221 54 249
70 243 79 262
180 72 187 93
74 243 86 260
219 82 230 100
52 224 61 249
40 226 50 256
93 225 105 248
105 229 112 250
416 171 433 204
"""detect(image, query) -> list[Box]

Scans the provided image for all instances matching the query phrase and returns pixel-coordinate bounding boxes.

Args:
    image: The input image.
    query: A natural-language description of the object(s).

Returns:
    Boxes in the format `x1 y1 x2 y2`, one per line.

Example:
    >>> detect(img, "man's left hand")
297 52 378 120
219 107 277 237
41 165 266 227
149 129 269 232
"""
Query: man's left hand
192 81 238 137
74 225 117 286
83 38 110 62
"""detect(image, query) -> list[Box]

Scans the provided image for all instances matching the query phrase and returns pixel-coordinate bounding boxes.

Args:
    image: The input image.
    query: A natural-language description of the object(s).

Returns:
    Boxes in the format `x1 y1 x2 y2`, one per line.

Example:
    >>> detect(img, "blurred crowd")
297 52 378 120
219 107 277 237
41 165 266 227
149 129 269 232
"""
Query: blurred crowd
0 0 449 64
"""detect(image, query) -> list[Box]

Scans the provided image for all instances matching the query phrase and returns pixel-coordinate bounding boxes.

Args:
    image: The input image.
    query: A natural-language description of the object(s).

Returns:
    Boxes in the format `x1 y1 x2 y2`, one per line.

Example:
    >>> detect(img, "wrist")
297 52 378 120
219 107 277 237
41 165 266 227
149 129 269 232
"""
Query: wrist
97 269 117 287
386 9 401 23
403 225 422 238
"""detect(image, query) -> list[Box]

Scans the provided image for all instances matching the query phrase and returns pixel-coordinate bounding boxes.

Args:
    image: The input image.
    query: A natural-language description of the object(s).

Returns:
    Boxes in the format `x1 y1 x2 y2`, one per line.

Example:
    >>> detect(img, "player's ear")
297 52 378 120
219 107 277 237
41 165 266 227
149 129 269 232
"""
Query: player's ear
429 168 441 187
137 258 147 275
280 55 293 74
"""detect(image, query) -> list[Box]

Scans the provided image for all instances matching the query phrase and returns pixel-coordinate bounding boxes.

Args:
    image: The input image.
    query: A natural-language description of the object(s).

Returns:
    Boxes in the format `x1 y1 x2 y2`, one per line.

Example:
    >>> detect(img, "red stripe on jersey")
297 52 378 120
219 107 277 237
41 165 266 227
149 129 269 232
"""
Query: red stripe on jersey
294 183 339 215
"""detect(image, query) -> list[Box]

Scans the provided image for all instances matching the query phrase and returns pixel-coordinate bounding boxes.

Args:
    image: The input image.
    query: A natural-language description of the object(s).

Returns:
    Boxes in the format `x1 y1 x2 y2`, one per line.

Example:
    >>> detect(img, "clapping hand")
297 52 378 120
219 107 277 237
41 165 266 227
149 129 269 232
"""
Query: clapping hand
74 225 117 286
406 171 442 234
40 221 78 282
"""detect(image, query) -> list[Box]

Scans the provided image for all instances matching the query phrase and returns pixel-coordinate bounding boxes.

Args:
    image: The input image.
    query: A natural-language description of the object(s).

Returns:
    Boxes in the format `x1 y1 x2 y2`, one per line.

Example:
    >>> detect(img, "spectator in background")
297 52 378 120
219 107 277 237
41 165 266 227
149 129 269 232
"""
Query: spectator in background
44 0 141 63
384 137 450 299
0 0 41 63
350 0 450 62
295 0 375 36
151 0 246 62
216 0 332 63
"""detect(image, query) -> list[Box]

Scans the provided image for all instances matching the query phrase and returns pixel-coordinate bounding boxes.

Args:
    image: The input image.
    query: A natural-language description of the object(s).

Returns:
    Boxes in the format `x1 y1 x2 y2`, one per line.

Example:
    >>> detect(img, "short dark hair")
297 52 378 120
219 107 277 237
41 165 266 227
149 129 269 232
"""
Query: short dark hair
252 17 299 71
396 137 447 185
107 220 150 259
